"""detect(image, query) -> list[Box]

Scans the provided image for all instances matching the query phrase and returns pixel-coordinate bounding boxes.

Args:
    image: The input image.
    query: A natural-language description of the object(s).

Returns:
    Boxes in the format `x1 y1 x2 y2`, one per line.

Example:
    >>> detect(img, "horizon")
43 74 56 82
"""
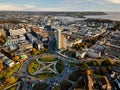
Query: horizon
0 11 120 13
0 0 120 12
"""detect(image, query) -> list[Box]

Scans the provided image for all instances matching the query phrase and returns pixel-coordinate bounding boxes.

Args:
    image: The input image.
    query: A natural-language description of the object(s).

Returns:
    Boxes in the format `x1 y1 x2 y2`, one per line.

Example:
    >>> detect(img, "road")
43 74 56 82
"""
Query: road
14 52 80 90
13 50 120 90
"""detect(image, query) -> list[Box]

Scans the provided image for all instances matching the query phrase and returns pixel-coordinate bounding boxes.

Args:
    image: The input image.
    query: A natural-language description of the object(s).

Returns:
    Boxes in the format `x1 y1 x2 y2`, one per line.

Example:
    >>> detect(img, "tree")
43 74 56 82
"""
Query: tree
100 67 107 75
32 48 37 52
80 62 89 69
0 64 3 71
102 59 114 66
77 55 81 60
0 59 3 64
86 69 93 75
6 76 17 84
90 61 96 66
12 56 20 62
31 48 37 55
9 51 15 57
0 34 5 43
95 60 101 66
40 48 47 53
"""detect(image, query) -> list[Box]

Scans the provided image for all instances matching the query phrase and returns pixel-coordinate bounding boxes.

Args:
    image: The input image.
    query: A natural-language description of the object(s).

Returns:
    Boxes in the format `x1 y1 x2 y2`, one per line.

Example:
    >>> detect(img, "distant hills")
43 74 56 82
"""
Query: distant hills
0 11 107 17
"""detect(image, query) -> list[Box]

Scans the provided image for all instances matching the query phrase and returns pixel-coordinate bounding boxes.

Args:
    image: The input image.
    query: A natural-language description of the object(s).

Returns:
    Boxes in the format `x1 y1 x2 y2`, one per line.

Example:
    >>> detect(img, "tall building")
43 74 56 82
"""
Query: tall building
61 34 68 49
56 28 67 50
56 28 62 49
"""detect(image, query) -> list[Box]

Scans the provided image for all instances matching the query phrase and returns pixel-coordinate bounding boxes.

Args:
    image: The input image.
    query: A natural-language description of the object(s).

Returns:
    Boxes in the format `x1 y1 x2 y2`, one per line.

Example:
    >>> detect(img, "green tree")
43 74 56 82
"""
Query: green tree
80 62 89 69
102 59 114 66
95 60 101 66
90 61 96 66
6 76 17 84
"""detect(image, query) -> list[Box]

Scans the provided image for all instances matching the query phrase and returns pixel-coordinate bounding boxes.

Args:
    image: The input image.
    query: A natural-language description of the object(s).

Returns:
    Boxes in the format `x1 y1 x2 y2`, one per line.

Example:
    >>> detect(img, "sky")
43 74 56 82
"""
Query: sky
0 0 120 11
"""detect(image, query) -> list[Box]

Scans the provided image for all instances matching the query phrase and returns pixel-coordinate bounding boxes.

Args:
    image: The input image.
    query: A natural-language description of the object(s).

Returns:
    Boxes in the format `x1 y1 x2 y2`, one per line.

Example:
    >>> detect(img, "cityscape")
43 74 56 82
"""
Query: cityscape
0 0 120 90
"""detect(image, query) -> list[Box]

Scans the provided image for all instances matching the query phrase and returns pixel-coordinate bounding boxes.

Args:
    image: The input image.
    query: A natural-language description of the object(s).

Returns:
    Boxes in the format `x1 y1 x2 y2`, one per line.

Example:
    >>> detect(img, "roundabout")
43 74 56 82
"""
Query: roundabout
17 53 77 90
27 54 65 80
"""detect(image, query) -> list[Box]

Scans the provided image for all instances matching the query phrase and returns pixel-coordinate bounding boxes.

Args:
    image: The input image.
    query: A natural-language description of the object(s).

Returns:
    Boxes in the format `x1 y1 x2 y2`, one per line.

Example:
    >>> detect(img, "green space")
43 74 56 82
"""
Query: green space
0 76 18 90
28 60 39 75
35 73 57 79
33 83 49 90
38 55 56 62
0 63 20 90
0 63 21 79
56 60 65 73
69 62 79 67
69 70 81 82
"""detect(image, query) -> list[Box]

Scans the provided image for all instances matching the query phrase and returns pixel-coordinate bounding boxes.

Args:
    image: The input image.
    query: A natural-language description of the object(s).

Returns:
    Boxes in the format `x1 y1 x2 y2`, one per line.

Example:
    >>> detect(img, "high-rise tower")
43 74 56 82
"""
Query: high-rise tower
56 28 62 49
56 28 68 50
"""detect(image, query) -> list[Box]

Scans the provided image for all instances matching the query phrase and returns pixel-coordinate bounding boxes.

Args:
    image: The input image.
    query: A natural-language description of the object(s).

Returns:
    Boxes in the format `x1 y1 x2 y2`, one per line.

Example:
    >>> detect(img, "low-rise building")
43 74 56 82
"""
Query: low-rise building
19 43 33 50
86 49 101 58
4 59 15 67
25 33 37 43
68 38 82 47
76 50 87 59
0 52 15 67
9 27 26 36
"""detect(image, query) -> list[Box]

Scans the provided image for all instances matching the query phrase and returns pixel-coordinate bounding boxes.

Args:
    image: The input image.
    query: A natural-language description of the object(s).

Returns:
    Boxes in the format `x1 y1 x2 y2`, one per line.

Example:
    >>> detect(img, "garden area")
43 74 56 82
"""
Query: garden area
56 60 65 73
28 60 39 75
0 63 21 79
35 73 57 80
38 54 56 62
27 54 65 80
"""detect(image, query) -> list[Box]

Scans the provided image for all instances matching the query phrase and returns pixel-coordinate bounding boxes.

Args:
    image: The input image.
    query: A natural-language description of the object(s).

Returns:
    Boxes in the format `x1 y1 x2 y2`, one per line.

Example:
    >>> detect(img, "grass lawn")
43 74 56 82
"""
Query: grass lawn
35 73 57 79
28 60 39 75
69 62 79 67
38 55 56 62
56 60 65 73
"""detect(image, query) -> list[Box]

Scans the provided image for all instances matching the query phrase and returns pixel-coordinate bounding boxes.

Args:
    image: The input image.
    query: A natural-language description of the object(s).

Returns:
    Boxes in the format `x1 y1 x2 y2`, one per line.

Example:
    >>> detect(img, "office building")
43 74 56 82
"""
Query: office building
56 28 68 49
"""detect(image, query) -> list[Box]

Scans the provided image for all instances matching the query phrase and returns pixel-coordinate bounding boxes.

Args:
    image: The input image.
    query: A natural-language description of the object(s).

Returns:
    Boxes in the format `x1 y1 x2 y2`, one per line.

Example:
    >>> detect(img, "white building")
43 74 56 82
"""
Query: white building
0 52 15 67
9 28 26 36
4 35 28 46
76 51 87 59
4 59 15 67
69 39 82 47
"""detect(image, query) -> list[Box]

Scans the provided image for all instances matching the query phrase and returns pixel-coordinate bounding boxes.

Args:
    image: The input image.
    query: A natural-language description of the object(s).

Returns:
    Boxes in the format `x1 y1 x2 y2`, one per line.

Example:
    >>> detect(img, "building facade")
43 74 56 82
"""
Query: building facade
56 28 68 50
56 28 62 49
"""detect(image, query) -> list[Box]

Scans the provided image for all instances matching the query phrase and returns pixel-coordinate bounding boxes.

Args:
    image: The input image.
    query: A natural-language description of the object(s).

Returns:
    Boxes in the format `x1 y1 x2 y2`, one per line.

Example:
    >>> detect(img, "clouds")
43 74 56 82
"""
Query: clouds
0 3 37 11
106 0 120 4
69 0 120 4
0 4 22 11
0 4 63 11
0 0 119 11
